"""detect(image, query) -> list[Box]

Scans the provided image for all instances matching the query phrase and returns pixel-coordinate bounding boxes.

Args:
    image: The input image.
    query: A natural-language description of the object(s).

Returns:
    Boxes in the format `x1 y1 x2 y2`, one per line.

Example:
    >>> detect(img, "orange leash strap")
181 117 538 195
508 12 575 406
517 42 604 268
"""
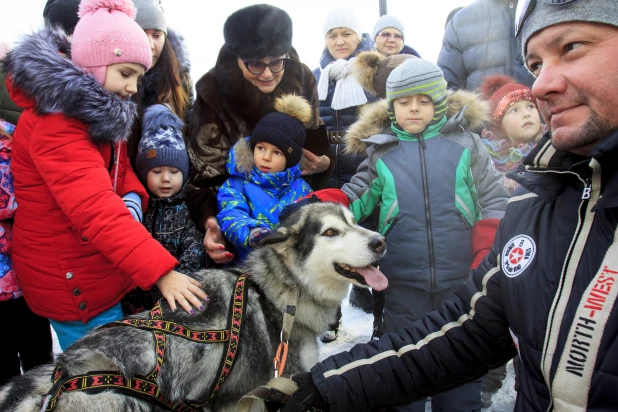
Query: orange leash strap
273 342 289 378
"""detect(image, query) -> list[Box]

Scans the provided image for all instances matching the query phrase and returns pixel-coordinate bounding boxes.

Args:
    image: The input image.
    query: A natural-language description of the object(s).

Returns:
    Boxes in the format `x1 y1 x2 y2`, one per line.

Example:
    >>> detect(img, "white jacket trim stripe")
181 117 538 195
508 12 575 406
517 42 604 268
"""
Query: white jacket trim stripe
541 165 602 406
552 162 617 410
508 192 538 204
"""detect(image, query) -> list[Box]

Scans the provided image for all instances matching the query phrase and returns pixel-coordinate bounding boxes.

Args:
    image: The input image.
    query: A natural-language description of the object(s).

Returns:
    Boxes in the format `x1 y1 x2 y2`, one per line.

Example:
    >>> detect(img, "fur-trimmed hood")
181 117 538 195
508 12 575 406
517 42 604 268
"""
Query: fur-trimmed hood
344 89 490 154
2 26 137 144
227 137 301 181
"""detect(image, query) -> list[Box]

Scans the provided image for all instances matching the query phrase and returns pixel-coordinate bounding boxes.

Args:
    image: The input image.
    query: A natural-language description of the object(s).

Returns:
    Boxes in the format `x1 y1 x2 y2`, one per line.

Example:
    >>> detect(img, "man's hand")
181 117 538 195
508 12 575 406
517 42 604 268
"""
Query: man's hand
301 149 330 176
204 216 234 264
280 372 328 412
155 270 208 314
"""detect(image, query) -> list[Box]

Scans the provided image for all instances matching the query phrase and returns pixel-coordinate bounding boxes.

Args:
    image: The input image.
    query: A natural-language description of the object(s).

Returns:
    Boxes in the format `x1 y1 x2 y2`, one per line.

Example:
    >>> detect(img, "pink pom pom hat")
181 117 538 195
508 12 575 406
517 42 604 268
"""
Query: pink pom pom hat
71 0 152 85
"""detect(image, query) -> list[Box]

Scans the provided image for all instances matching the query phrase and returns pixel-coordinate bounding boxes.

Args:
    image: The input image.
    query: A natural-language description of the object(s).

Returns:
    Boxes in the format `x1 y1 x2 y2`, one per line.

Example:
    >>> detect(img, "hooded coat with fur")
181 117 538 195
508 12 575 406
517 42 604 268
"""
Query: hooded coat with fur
126 28 194 164
186 46 329 231
2 27 177 322
217 138 312 261
341 90 509 330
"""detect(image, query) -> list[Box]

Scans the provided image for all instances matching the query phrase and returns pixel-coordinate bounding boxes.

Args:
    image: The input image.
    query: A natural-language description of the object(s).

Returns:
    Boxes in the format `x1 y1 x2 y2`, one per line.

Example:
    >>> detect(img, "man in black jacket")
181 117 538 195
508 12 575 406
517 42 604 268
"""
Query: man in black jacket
279 1 618 410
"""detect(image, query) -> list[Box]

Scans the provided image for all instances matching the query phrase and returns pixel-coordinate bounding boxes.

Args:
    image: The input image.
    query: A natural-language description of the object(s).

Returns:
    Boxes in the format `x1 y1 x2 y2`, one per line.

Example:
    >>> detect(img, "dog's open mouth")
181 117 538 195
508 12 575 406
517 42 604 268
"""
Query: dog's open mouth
334 263 388 291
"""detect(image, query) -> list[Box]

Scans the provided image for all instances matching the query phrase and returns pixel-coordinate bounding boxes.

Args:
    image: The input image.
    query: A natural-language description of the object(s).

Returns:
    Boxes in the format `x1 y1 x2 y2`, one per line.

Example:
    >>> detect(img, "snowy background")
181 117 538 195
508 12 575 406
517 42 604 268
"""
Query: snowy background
51 289 517 411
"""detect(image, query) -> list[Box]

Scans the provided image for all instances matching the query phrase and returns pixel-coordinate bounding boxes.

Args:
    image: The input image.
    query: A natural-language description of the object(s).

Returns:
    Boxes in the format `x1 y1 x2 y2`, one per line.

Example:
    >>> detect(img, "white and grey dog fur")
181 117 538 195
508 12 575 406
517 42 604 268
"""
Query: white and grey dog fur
0 202 388 411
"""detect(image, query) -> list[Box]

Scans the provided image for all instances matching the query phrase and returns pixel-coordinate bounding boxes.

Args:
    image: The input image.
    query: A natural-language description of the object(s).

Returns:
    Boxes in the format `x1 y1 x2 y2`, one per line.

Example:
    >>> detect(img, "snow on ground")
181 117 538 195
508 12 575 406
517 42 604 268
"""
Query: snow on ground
318 296 517 412
51 292 516 411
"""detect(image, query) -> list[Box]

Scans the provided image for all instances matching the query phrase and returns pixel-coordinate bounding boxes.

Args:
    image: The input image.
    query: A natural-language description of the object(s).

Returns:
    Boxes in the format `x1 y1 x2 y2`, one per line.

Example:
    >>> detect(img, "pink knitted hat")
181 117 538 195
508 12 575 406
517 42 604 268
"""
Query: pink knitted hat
71 0 152 85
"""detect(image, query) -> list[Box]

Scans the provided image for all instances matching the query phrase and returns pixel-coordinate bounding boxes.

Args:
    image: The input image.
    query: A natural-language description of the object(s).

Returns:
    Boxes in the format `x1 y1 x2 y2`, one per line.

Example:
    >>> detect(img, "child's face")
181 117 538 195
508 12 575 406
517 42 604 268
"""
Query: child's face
145 29 165 67
501 100 542 144
253 142 287 173
103 63 145 98
393 95 435 134
146 166 183 198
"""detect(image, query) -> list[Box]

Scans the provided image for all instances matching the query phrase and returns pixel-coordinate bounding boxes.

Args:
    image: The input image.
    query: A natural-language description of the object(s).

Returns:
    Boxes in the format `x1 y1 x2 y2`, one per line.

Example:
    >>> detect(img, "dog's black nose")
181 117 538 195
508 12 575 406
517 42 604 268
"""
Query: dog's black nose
369 236 386 253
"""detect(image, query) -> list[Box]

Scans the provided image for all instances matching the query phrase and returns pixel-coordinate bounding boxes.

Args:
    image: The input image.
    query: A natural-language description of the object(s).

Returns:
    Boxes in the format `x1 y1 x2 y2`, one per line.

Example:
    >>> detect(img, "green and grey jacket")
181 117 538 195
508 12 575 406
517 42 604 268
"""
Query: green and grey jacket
341 90 509 297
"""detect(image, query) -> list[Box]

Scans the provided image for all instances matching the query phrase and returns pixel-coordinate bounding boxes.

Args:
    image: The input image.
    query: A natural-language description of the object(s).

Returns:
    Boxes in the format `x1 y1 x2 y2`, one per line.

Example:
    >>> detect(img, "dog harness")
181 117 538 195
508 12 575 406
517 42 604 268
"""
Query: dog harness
40 273 249 412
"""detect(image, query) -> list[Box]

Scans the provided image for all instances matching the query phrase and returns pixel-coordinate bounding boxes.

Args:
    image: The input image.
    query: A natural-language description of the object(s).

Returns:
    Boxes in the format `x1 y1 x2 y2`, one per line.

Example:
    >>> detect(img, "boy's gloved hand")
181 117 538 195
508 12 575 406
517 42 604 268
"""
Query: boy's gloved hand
280 372 328 412
249 228 271 248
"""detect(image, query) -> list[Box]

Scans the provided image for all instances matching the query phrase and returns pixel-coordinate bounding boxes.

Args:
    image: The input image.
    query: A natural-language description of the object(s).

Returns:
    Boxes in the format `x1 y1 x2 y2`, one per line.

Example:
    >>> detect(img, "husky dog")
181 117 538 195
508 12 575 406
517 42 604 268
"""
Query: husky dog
0 202 388 412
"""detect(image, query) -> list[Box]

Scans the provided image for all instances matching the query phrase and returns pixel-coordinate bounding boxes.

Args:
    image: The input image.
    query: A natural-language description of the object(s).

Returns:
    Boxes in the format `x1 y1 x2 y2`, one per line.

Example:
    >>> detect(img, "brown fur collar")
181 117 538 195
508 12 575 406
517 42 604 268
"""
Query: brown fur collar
195 46 317 130
344 90 490 154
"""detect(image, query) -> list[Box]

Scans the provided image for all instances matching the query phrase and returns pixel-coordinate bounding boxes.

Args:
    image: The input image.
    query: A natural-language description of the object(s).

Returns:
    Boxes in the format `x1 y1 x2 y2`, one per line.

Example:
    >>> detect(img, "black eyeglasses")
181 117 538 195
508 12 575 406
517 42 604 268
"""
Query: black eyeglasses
378 31 403 40
515 0 577 37
241 55 289 75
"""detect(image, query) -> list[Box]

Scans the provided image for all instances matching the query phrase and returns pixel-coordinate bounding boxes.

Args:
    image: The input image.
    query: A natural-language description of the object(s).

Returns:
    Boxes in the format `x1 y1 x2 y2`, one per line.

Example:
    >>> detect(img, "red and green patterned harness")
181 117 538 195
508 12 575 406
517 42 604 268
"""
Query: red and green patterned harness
41 273 248 412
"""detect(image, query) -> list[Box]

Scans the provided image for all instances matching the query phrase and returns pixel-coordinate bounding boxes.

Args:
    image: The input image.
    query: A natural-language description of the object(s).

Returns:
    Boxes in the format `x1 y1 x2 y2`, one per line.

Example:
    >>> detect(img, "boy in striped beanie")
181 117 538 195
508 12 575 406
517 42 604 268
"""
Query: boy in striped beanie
337 54 508 411
386 58 448 136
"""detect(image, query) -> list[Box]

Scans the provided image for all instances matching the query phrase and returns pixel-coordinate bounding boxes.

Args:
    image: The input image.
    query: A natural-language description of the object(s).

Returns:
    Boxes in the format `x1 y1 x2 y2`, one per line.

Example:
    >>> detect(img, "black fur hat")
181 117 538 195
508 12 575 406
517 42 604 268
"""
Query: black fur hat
223 4 293 60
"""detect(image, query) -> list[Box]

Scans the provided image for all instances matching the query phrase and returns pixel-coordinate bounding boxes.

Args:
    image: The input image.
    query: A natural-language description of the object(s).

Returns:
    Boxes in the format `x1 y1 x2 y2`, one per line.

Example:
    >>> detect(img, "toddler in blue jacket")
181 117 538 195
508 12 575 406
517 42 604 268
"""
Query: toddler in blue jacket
217 95 313 261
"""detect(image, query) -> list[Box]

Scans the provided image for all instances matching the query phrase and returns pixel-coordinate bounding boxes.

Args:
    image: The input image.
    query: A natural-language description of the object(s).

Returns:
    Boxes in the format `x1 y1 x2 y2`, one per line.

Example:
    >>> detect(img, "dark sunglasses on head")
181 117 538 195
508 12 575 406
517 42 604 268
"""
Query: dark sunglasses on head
378 31 403 40
242 55 290 75
515 0 577 37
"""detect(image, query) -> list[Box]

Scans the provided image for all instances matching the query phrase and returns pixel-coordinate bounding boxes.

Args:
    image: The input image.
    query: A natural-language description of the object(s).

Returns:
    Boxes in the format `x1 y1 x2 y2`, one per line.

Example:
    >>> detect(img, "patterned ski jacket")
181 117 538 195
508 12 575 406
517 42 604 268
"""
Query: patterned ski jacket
0 123 19 302
122 188 206 315
217 138 312 261
310 131 618 411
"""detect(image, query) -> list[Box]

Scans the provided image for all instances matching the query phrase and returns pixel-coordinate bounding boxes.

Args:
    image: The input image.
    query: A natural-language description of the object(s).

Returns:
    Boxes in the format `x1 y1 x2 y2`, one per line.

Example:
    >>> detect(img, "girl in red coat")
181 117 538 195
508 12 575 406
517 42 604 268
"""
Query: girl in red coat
3 0 207 350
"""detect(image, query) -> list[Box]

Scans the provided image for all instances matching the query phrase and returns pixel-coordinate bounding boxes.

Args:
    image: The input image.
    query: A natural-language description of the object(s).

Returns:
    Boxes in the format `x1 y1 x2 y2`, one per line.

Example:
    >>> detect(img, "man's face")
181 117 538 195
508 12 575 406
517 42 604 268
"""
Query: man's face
526 22 618 156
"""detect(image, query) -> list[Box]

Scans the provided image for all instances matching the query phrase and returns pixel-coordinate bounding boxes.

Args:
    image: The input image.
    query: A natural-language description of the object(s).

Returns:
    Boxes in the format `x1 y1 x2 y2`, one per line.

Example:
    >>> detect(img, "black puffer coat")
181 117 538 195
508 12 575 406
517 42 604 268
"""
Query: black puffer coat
310 131 618 411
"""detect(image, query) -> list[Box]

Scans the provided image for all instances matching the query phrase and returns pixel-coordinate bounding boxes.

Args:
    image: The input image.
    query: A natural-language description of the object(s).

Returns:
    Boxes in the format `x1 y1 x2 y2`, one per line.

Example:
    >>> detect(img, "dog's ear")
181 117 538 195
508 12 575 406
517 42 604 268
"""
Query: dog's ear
255 227 294 247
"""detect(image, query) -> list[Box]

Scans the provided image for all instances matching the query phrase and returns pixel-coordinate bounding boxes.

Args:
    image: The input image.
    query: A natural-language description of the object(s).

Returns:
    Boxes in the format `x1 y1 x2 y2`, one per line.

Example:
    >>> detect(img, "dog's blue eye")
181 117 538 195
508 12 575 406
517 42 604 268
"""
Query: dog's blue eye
322 229 338 237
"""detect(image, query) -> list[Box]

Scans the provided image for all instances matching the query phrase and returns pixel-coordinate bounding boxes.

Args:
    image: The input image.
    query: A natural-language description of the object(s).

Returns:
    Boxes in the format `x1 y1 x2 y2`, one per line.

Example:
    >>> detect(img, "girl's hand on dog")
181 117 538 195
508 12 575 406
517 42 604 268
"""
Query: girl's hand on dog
156 270 208 314
204 216 234 264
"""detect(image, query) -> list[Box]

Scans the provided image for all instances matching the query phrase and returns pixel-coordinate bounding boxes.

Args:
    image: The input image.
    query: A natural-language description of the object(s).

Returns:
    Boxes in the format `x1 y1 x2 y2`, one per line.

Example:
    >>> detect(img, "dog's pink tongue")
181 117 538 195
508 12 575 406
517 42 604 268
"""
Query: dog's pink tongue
352 265 388 291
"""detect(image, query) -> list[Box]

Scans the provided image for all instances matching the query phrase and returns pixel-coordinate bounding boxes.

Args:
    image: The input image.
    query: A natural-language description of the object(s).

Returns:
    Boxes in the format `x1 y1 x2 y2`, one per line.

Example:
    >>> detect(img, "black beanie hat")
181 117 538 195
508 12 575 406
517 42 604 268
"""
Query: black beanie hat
250 94 313 168
251 113 305 167
223 4 293 60
43 0 81 35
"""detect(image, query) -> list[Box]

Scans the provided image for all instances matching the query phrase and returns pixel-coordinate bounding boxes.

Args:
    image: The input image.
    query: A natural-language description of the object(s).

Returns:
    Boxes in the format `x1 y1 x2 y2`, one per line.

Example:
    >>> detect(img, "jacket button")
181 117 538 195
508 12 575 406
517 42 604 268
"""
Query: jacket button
79 302 87 310
81 236 88 241
73 288 81 296
66 272 74 280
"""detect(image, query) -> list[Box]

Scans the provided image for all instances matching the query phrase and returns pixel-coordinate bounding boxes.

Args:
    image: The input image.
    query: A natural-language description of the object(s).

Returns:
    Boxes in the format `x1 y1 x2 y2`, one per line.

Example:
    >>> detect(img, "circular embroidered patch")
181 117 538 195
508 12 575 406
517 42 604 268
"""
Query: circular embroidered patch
502 235 536 278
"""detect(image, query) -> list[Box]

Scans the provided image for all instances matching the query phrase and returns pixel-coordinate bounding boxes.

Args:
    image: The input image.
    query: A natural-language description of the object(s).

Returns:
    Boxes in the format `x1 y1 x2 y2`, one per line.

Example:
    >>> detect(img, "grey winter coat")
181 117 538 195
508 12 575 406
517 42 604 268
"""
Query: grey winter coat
437 0 535 91
342 91 509 331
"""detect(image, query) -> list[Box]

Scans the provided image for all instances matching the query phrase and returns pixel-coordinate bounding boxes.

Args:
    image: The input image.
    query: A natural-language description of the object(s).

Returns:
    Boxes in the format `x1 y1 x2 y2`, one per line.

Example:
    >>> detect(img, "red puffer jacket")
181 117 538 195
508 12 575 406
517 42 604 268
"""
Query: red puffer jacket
4 27 178 322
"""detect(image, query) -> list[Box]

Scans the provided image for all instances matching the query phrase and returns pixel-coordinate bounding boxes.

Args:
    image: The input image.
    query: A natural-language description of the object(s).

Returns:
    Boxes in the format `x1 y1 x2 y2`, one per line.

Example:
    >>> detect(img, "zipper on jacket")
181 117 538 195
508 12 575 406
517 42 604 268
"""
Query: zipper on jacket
417 134 437 291
335 110 340 188
383 216 400 238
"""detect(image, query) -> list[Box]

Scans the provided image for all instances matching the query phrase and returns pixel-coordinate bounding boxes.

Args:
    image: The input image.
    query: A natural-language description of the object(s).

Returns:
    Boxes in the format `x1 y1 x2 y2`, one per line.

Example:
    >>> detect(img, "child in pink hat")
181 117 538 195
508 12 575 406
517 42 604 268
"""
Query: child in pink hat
3 0 207 351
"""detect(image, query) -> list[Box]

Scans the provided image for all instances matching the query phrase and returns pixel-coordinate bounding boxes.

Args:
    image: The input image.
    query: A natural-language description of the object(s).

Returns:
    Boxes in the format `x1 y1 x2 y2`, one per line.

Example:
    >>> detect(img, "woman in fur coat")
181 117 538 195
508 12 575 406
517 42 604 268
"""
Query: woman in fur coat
186 4 331 265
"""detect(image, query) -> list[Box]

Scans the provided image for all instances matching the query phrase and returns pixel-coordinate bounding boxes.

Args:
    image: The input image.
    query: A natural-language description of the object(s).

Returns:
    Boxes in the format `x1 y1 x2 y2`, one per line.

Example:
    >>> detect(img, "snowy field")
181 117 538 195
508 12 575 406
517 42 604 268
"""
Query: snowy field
52 291 516 411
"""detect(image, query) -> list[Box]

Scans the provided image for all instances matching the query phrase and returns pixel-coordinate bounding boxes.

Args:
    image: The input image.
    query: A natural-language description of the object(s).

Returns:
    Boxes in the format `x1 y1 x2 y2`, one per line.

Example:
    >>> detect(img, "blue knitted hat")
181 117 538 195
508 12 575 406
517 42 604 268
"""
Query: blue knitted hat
136 104 188 184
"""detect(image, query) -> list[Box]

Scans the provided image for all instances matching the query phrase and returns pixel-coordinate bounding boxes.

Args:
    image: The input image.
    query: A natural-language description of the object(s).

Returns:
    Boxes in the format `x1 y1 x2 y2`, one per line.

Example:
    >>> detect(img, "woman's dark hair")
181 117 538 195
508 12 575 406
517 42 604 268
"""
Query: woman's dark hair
147 35 190 121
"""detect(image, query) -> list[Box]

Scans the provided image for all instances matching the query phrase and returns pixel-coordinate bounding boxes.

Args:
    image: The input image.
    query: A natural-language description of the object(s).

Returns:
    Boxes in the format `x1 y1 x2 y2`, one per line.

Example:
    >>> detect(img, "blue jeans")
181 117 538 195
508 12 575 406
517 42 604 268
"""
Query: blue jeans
49 303 123 351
